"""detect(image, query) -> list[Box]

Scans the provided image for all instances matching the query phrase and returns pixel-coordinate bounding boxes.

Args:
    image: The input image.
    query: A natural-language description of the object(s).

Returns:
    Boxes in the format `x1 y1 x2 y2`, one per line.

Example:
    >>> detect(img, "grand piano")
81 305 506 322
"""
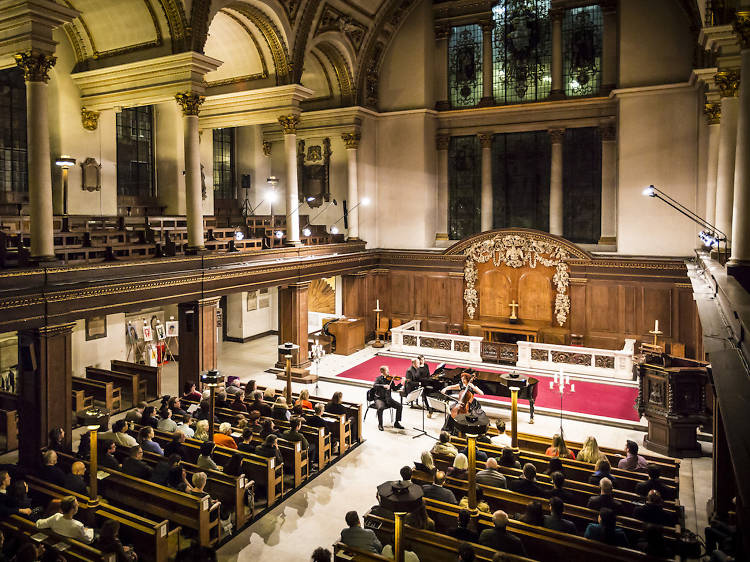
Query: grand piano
429 366 539 421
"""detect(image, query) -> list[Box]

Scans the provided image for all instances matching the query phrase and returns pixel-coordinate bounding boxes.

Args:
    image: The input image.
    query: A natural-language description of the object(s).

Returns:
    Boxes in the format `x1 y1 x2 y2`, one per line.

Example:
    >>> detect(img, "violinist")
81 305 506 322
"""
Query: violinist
372 366 405 432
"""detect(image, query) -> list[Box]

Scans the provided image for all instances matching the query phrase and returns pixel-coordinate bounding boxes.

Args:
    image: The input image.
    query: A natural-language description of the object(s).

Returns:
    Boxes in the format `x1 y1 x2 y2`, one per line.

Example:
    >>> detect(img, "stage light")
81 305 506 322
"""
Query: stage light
302 227 311 237
361 197 371 206
234 231 244 241
266 190 278 203
306 196 315 202
642 185 655 197
275 230 284 239
330 225 339 234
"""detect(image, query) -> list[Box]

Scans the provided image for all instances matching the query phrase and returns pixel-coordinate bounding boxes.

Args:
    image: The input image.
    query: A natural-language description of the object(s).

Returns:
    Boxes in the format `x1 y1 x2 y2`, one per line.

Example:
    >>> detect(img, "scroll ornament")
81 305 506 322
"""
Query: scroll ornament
463 234 571 326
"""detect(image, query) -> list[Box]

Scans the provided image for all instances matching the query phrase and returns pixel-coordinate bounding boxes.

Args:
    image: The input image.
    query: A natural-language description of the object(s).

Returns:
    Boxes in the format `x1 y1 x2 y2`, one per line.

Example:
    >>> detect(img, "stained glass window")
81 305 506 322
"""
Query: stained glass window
449 24 483 109
492 131 550 230
116 106 155 199
213 128 235 200
563 127 601 243
563 5 602 97
448 136 481 239
0 68 27 196
492 0 551 105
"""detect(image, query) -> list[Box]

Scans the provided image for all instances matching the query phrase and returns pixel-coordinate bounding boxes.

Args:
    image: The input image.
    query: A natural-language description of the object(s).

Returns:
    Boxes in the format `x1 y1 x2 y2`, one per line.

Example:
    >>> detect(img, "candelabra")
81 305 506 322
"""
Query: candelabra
310 339 325 394
373 299 384 349
549 368 575 438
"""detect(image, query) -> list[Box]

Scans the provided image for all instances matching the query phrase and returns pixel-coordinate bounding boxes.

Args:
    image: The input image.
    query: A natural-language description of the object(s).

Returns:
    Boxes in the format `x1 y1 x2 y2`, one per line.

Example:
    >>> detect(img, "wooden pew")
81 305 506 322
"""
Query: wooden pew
73 377 122 413
86 366 147 406
110 360 161 401
333 542 392 561
73 389 94 414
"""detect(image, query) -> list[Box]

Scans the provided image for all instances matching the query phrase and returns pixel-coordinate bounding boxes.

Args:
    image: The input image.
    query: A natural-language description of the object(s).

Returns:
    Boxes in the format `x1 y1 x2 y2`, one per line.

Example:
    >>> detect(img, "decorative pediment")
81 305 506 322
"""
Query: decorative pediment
315 4 367 52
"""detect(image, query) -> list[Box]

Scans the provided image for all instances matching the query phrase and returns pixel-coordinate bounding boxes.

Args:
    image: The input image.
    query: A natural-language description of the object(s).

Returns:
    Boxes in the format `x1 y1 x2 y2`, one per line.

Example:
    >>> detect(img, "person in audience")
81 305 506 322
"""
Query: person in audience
272 396 291 421
296 389 314 410
545 434 575 459
122 446 152 480
194 419 210 442
245 380 257 395
405 503 435 531
587 477 623 514
224 452 248 477
634 489 674 526
105 420 138 448
77 431 91 461
248 392 268 417
164 431 188 458
618 439 648 471
96 519 137 561
584 507 629 547
125 402 147 425
197 441 222 471
40 450 67 487
588 458 616 487
310 547 331 562
183 381 202 401
140 406 159 429
238 427 256 453
215 390 229 409
282 417 309 450
260 419 279 439
255 434 283 467
157 409 178 433
190 472 213 498
498 447 521 469
99 440 121 470
231 391 247 413
0 471 32 518
193 400 211 422
545 457 565 476
415 450 436 475
447 453 469 478
399 466 413 485
518 500 545 526
175 417 194 438
459 487 490 513
636 523 673 558
325 391 347 416
63 461 88 496
340 510 382 553
509 463 545 498
382 537 420 562
459 444 488 463
489 420 511 448
166 464 190 492
305 403 328 433
431 431 459 458
635 464 675 500
47 427 70 454
548 471 574 504
457 542 476 562
478 510 526 556
10 480 33 516
151 453 181 486
543 496 577 534
449 509 478 542
168 396 188 419
138 426 164 455
422 471 457 504
36 496 94 543
14 542 45 562
225 377 242 395
234 413 248 430
576 435 608 464
476 458 507 489
213 422 238 450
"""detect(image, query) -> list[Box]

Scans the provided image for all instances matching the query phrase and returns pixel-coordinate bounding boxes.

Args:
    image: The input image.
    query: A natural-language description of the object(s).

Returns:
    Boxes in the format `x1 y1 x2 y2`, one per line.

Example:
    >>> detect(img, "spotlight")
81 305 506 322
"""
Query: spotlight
234 231 244 241
642 185 656 197
330 225 339 234
266 190 278 203
306 196 315 202
55 156 76 168
361 197 371 206
275 230 283 239
302 227 311 237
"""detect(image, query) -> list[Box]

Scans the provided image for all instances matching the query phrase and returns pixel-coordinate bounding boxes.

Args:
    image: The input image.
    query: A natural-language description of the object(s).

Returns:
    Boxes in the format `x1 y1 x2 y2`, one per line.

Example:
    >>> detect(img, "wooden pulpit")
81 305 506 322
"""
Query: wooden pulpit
327 318 365 355
635 353 709 458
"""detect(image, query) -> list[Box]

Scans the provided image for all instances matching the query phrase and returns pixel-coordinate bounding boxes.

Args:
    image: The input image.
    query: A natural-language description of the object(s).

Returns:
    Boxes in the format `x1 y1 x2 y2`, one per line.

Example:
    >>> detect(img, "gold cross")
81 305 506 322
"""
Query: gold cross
509 300 519 319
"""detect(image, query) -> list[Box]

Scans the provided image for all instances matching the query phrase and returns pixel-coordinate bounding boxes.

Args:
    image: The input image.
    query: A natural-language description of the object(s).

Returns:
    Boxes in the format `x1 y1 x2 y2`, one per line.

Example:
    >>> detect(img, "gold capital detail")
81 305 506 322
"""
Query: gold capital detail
175 92 205 116
436 134 450 150
14 50 56 83
548 128 565 143
278 114 299 134
704 102 721 124
734 11 750 49
342 132 361 149
715 70 740 98
262 140 272 157
478 133 493 148
81 108 100 131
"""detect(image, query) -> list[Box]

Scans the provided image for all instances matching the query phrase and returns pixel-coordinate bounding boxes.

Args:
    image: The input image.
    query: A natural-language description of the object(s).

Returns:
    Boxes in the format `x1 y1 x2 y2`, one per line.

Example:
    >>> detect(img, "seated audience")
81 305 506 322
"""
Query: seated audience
634 490 674 526
168 396 188 419
0 471 32 518
245 380 257 395
214 422 239 450
47 427 71 454
164 431 188 458
138 426 164 455
122 446 152 480
576 436 608 464
545 433 575 459
225 377 242 395
39 450 66 487
296 389 313 410
422 471 457 504
103 420 137 448
63 461 88 496
260 419 279 440
325 392 347 416
399 466 413 485
415 450 436 475
36 496 94 543
98 440 121 470
190 471 216 502
460 445 488 463
247 411 263 433
635 465 675 500
545 457 565 476
183 381 202 401
96 519 137 561
509 463 545 498
194 420 210 442
498 447 521 469
382 540 420 562
156 408 178 433
457 542 476 562
272 396 291 421
588 459 616 487
618 439 648 471
281 417 309 451
584 507 629 547
151 453 181 486
175 418 194 438
223 452 247 477
548 471 574 504
166 464 190 492
449 509 478 542
404 503 435 531
447 453 468 478
459 488 490 514
543 496 577 534
258 389 275 417
215 391 229 409
587 478 623 514
478 510 526 556
305 403 328 433
231 391 248 412
636 523 674 558
518 500 545 526
489 420 511 448
476 458 507 489
255 434 284 467
197 441 222 471
237 427 256 453
431 431 458 458
140 406 159 429
311 547 331 562
340 510 382 553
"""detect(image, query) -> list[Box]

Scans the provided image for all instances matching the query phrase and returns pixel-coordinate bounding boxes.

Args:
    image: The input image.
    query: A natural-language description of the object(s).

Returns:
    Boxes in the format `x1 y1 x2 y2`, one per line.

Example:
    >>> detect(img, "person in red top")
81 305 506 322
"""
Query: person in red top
213 422 238 450
183 381 202 401
295 389 313 410
544 434 576 459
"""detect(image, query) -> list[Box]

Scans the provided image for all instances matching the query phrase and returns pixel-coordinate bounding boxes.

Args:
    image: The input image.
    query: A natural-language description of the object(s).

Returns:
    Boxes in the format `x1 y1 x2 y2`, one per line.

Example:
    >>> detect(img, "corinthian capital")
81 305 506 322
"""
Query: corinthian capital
175 92 205 116
478 133 493 148
342 132 361 149
14 50 56 83
704 102 721 124
715 70 740 98
278 114 300 134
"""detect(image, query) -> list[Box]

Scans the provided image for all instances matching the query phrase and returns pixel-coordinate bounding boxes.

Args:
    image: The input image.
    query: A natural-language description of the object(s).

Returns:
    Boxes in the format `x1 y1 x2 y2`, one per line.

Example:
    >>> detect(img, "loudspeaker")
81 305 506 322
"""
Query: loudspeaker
342 200 349 229
241 174 251 189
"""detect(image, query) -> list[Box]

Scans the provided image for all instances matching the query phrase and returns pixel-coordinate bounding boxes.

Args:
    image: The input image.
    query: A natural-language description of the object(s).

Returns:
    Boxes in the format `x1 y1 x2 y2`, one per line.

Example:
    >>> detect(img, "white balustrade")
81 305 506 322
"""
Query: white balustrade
390 320 483 363
516 339 636 380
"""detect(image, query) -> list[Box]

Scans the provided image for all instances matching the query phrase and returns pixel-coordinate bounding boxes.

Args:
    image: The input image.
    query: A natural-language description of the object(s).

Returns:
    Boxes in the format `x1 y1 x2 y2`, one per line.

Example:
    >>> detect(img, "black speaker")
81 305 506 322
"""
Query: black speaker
343 200 349 229
241 174 251 189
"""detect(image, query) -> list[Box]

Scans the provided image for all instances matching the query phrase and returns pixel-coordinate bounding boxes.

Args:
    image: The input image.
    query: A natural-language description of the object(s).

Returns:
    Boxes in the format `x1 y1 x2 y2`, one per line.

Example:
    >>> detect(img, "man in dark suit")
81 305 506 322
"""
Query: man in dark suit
449 509 479 542
371 366 404 431
543 497 577 534
509 463 546 498
63 461 89 496
98 440 121 470
339 511 382 553
40 450 66 487
548 471 575 504
587 478 624 514
634 490 674 526
305 403 329 433
478 510 526 556
281 417 309 451
476 458 507 489
422 471 457 504
122 446 152 480
635 465 675 501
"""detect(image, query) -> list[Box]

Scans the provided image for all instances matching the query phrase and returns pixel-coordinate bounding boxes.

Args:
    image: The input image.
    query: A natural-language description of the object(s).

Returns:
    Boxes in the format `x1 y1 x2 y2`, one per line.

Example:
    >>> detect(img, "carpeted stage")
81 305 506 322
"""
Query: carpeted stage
334 356 641 423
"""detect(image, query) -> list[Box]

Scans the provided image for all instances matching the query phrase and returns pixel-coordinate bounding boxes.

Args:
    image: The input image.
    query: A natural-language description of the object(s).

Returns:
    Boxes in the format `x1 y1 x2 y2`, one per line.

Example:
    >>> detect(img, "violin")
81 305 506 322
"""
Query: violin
450 374 477 419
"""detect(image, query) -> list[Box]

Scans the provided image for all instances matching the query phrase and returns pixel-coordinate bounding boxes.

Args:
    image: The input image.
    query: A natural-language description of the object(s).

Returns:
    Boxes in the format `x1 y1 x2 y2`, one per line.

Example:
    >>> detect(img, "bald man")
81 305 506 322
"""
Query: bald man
587 477 624 515
478 510 526 555
476 458 507 489
63 461 88 496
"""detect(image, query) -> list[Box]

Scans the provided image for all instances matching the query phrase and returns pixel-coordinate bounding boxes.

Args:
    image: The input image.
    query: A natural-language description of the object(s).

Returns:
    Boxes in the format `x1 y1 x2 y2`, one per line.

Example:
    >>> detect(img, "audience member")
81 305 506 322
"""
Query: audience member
296 389 313 410
168 396 188 419
548 471 574 504
634 490 674 526
166 464 190 492
457 542 476 562
618 439 648 471
183 382 202 401
478 510 526 556
543 496 577 534
489 420 511 448
545 434 575 459
431 432 459 458
47 427 70 454
545 457 565 476
157 409 178 433
98 440 121 470
415 450 436 475
194 420 210 442
576 436 608 464
96 519 137 561
140 406 159 429
447 453 468 478
422 471 457 504
305 403 328 433
476 458 507 489
498 447 521 469
138 426 164 455
104 420 138 448
238 427 256 453
405 503 435 531
225 377 242 395
272 396 290 421
509 463 545 498
231 391 248 412
0 471 32 518
197 441 222 471
325 392 347 416
122 446 152 480
449 509 478 542
63 461 88 496
36 496 94 543
382 540 420 562
587 478 623 514
175 418 194 438
39 450 66 487
214 422 239 450
255 435 283 466
164 431 188 458
636 524 674 558
584 507 629 547
281 417 309 451
519 500 545 526
260 419 279 439
310 547 331 562
399 466 413 484
588 459 616 487
340 511 381 553
459 488 490 513
215 390 229 409
635 465 675 500
151 453 181 486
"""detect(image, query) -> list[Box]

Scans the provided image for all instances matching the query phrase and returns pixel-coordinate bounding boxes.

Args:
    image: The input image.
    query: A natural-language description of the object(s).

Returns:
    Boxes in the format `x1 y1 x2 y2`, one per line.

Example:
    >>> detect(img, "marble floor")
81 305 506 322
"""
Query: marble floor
186 336 714 562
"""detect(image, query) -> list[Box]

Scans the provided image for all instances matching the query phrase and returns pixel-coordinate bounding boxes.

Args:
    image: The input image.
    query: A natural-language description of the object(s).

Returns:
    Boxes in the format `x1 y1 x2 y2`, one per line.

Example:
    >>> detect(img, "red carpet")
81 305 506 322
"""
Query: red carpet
335 356 641 422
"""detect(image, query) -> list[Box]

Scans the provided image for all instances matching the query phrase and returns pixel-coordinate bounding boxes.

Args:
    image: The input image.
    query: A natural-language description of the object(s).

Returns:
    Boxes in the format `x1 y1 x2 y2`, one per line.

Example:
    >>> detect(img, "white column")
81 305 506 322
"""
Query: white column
480 22 494 106
176 93 206 251
435 26 450 110
15 51 57 260
279 115 301 245
550 8 564 99
436 134 450 241
549 128 565 236
730 28 750 270
342 132 361 240
599 123 617 244
601 1 618 91
714 70 740 243
705 103 721 226
479 133 493 232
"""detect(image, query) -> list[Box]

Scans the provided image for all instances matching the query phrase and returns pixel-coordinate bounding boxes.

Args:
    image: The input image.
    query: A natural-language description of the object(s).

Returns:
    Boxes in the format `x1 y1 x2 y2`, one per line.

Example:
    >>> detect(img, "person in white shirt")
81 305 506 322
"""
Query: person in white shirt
36 496 94 543
100 420 137 448
176 421 195 438
490 420 512 448
157 409 178 433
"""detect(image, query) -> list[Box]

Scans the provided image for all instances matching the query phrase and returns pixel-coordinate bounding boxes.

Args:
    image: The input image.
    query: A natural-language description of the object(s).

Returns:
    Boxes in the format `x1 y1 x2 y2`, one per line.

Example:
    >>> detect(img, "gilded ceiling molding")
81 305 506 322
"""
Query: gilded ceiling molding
315 4 367 53
190 0 213 52
156 0 190 51
309 50 335 102
291 0 322 83
230 4 292 85
62 22 88 64
222 10 270 80
316 42 354 105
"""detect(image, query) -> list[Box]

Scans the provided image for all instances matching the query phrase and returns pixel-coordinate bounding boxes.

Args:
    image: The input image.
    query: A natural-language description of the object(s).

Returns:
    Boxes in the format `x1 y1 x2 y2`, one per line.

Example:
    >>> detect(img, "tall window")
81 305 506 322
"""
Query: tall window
492 131 550 230
213 128 235 200
448 136 481 239
563 5 602 98
563 127 601 243
449 24 483 109
116 106 154 199
492 0 551 105
0 68 27 197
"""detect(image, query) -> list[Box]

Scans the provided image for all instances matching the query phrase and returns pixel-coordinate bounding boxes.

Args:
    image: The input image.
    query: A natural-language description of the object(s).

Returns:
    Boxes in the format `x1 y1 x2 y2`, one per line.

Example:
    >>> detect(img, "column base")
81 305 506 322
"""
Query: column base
347 236 360 241
726 259 750 291
478 96 495 107
435 232 449 241
598 236 617 245
435 100 450 111
29 255 61 266
549 89 566 100
185 245 208 255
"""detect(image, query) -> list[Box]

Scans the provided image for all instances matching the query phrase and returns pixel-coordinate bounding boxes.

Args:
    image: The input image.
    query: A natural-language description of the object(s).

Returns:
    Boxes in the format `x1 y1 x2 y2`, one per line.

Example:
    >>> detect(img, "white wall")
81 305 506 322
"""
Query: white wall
71 313 127 376
226 288 278 341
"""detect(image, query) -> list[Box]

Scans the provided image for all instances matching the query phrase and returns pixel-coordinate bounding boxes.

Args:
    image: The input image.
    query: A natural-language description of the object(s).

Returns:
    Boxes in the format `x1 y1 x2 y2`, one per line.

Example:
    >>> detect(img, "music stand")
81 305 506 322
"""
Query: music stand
406 388 434 440
427 394 452 434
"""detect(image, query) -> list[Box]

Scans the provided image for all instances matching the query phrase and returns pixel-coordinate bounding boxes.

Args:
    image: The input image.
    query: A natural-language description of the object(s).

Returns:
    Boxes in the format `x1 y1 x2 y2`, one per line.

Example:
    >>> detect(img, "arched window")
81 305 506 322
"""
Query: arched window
448 136 481 239
492 0 551 105
213 128 235 200
0 68 27 199
449 24 484 109
563 5 603 98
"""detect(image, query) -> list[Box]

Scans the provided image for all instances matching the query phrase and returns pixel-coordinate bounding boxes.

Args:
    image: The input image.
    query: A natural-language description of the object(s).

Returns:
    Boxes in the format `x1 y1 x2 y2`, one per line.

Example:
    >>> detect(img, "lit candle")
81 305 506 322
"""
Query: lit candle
377 299 380 310
654 319 659 332
553 371 558 384
566 373 570 385
571 383 575 392
559 383 564 393
549 380 554 390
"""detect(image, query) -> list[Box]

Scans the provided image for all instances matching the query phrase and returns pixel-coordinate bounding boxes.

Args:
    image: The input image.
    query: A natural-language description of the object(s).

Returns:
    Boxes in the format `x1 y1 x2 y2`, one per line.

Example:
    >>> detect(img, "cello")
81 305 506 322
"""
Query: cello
450 373 477 419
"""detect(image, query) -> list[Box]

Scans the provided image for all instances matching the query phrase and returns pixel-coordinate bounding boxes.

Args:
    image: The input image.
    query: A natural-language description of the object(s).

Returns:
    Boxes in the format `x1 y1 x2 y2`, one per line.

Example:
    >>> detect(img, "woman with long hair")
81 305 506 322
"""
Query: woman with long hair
498 447 521 469
576 436 608 464
140 406 159 429
194 419 210 441
415 450 436 474
295 389 313 410
544 434 575 459
259 419 278 439
96 519 137 561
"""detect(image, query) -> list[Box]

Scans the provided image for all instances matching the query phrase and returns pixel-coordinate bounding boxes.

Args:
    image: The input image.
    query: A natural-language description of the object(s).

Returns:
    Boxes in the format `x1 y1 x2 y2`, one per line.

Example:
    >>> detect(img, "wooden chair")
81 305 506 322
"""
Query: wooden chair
375 316 389 343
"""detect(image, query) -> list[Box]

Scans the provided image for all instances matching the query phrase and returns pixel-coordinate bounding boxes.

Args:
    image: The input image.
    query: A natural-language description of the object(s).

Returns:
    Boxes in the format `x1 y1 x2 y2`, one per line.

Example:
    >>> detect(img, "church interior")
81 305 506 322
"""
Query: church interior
0 0 747 560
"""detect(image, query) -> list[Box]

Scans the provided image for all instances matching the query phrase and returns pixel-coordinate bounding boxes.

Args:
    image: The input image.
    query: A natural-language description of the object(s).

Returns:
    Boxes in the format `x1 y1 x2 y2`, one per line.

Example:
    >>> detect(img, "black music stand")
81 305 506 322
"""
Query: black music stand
406 388 434 440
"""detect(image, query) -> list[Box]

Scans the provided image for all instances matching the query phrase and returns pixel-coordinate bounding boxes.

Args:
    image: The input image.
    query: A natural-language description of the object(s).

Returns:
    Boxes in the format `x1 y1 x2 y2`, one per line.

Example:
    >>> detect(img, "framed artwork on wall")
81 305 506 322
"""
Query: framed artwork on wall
247 290 258 311
165 321 178 337
258 288 270 309
85 316 107 341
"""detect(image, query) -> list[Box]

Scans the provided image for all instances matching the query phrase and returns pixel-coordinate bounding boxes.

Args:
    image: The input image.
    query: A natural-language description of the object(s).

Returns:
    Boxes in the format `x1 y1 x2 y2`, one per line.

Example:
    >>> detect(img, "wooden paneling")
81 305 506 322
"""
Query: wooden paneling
642 286 673 338
476 260 556 323
587 283 618 333
518 271 553 323
479 269 512 318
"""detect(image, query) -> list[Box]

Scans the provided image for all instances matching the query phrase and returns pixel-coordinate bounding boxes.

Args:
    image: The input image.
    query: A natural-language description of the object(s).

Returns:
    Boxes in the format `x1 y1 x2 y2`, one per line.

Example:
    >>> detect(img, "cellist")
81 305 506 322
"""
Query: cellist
444 372 483 415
